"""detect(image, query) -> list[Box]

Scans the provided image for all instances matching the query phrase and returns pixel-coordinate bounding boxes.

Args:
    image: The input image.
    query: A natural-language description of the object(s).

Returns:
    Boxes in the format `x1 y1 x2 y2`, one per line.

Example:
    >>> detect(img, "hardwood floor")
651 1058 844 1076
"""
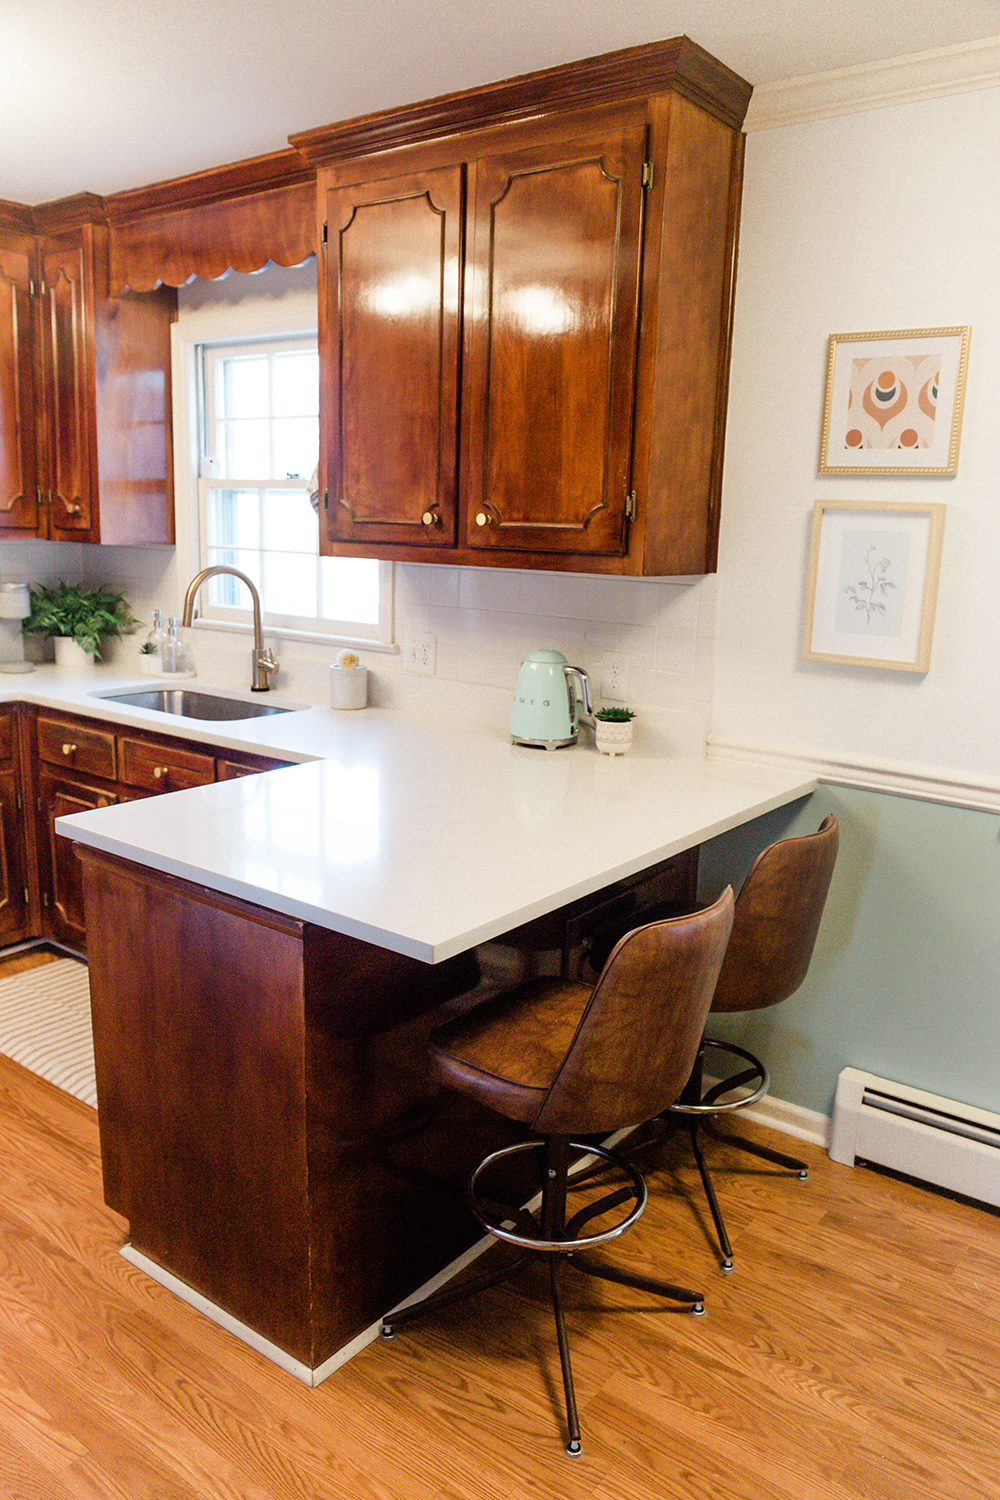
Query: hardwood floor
1 965 998 1498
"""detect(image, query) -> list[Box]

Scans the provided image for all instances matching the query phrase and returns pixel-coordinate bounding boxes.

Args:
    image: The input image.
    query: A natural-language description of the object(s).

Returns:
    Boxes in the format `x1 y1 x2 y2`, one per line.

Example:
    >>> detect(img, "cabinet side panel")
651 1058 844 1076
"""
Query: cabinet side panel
81 852 313 1363
636 95 742 576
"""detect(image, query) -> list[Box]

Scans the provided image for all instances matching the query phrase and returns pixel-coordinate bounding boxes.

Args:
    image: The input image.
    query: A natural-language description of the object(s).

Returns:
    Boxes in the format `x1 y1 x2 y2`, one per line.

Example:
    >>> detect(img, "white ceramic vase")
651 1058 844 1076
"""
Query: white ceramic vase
329 664 368 709
594 719 634 756
53 636 95 670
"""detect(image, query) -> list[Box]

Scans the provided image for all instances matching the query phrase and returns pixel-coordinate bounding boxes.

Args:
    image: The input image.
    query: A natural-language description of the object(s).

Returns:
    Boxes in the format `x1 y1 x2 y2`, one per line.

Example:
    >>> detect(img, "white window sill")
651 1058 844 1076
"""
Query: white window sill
188 616 400 654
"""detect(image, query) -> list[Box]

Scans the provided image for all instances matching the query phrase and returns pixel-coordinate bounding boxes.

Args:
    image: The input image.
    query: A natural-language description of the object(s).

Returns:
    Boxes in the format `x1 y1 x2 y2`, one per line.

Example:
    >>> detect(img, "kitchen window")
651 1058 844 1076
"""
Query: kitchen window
193 331 391 646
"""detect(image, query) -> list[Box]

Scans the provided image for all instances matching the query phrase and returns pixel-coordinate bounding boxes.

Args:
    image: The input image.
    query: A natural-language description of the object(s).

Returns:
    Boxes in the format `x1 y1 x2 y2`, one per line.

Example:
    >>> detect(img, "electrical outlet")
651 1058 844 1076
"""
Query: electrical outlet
602 651 629 702
405 631 437 675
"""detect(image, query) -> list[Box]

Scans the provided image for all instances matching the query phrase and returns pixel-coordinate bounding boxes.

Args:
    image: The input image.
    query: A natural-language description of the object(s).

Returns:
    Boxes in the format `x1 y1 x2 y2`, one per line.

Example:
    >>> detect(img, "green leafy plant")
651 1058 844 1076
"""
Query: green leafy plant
595 705 636 722
24 582 139 659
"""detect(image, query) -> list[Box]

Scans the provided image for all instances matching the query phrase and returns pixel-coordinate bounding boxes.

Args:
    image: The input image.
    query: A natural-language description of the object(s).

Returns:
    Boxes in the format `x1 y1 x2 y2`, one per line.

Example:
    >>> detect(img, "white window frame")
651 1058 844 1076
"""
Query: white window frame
171 282 395 653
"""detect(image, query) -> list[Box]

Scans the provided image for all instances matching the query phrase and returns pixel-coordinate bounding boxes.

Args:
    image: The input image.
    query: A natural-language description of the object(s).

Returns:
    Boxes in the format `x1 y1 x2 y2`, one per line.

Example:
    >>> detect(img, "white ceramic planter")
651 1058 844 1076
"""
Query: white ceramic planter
330 664 368 709
53 636 95 670
595 719 634 756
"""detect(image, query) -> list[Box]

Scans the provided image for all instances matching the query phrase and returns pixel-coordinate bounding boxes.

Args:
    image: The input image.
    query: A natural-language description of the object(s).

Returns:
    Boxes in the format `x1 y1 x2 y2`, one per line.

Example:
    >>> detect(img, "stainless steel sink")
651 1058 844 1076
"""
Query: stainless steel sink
98 688 296 721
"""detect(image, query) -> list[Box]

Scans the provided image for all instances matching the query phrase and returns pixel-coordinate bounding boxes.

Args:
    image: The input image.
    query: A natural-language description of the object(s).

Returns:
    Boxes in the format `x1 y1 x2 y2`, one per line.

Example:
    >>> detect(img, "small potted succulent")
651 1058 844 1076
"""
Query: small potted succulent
594 705 636 756
24 581 139 667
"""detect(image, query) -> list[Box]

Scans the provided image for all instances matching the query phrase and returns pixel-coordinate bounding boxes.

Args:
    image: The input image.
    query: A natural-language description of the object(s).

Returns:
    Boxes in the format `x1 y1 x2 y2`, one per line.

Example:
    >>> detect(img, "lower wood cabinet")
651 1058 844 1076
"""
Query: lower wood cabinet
36 765 118 948
28 707 293 954
0 706 32 945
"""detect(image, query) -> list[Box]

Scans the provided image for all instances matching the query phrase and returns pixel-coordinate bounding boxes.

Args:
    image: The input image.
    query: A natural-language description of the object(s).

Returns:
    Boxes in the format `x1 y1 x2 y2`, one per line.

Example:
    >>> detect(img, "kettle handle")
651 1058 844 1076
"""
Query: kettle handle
563 665 595 729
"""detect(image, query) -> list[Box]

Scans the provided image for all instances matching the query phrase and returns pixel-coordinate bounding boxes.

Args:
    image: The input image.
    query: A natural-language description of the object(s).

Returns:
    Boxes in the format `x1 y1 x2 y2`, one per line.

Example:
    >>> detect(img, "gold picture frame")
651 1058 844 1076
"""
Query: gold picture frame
819 326 970 476
802 500 946 672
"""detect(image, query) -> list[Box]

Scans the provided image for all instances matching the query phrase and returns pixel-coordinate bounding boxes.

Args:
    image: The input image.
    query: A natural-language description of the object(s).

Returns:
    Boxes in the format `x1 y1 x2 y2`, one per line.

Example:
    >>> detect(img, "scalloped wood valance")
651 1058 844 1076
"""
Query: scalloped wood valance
105 150 316 294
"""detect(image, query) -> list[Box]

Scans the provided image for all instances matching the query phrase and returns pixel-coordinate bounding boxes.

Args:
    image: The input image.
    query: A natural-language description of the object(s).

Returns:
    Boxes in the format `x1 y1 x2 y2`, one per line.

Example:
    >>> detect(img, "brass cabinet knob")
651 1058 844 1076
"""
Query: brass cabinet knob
153 766 170 780
421 510 440 527
61 742 77 757
475 512 494 527
64 503 82 516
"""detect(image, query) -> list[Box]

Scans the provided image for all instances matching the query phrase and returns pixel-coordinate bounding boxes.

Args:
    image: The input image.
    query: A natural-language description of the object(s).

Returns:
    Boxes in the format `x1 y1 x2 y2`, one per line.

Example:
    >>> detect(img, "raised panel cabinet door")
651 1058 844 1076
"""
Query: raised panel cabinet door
0 764 29 943
322 165 463 548
39 239 93 534
0 243 38 531
463 126 646 557
38 768 117 949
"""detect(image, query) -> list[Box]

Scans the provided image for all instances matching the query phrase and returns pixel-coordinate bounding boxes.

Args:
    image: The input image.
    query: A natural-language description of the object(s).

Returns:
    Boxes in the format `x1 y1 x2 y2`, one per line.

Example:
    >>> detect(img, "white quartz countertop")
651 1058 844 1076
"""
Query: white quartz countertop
26 663 818 962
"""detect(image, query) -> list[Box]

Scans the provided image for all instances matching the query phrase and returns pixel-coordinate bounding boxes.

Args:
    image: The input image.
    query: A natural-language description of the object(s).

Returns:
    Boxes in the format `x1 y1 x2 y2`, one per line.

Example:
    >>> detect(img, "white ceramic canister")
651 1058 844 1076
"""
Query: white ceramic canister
330 653 368 709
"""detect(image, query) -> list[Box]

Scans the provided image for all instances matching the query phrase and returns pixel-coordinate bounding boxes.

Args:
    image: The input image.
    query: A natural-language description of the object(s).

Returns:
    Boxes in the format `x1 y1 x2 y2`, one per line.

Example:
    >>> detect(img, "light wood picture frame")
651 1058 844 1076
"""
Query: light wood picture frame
802 500 946 672
819 326 970 475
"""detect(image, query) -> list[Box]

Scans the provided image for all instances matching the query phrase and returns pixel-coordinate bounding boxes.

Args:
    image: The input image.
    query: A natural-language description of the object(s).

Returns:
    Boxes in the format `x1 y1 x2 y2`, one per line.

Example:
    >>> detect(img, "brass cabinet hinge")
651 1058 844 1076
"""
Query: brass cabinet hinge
322 222 328 244
642 160 654 192
15 790 22 813
23 887 29 907
625 490 638 522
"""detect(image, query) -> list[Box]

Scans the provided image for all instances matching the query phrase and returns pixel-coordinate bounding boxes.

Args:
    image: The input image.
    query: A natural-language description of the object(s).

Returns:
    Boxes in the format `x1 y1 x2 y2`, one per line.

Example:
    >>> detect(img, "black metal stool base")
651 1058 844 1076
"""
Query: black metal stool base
667 1039 809 1272
381 1135 706 1456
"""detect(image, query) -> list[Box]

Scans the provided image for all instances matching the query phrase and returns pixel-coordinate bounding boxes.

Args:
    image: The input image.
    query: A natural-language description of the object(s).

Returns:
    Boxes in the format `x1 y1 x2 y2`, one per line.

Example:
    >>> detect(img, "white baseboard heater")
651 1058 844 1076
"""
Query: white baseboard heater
829 1067 1000 1209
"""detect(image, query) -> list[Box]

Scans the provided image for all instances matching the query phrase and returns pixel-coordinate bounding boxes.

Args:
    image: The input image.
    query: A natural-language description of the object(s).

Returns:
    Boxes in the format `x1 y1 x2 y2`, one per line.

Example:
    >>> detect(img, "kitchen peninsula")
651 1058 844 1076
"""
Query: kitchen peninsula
39 670 816 1381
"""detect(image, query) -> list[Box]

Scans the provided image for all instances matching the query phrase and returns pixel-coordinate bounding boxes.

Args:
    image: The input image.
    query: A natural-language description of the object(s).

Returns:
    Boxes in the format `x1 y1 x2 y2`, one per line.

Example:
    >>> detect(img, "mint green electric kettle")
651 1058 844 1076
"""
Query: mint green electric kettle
510 649 594 749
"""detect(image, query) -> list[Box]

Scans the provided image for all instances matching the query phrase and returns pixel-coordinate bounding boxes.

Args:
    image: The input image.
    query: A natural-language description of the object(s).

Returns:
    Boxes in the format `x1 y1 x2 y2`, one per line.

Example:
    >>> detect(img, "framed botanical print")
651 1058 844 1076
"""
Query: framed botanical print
802 500 946 672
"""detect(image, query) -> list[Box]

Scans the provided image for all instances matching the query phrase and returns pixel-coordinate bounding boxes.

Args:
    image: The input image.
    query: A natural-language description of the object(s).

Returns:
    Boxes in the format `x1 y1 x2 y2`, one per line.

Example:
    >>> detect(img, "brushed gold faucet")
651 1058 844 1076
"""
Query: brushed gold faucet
181 566 279 691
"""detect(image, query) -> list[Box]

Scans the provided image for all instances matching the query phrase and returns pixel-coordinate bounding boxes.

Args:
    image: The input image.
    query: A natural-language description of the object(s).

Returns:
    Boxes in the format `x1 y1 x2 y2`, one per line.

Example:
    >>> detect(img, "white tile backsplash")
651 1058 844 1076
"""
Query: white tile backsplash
61 542 716 752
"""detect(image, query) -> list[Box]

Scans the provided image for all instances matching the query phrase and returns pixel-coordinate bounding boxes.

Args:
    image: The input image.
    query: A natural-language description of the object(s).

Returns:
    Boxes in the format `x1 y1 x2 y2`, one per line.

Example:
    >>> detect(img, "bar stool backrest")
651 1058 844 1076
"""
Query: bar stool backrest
532 887 734 1135
710 814 839 1016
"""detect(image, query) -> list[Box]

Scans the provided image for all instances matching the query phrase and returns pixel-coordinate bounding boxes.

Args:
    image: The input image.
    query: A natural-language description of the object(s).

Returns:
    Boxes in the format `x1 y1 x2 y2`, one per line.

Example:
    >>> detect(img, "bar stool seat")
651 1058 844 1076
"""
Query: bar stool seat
381 887 735 1457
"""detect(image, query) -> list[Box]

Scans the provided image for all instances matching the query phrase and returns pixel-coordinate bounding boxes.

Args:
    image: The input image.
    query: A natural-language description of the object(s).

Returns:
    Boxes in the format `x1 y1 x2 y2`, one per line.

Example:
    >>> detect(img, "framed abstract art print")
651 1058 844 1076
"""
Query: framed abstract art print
819 327 970 475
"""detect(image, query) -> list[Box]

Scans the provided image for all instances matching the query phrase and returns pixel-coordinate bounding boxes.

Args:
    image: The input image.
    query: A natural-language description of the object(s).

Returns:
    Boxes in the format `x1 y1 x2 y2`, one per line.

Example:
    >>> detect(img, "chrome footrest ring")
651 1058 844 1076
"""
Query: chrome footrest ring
468 1140 647 1252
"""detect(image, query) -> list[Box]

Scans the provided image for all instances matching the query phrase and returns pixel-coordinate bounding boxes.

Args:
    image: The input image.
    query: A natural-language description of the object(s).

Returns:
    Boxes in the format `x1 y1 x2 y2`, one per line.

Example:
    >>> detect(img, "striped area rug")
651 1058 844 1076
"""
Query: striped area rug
0 958 97 1108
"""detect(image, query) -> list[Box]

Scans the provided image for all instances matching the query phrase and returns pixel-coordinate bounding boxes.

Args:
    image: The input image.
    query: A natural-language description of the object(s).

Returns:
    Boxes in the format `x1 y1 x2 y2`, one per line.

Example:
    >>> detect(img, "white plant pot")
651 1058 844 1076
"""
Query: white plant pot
594 719 634 756
329 664 368 710
54 636 95 670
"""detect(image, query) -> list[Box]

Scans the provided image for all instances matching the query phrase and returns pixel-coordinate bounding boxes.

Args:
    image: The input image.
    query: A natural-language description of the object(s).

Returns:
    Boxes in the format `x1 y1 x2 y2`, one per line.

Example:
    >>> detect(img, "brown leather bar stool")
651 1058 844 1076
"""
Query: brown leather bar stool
667 814 839 1271
380 887 735 1457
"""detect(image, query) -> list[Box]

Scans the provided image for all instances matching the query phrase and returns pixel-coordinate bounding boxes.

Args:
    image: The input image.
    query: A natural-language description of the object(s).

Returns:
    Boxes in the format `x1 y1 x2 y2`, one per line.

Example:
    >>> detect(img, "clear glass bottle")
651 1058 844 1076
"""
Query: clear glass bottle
144 610 164 667
160 616 180 674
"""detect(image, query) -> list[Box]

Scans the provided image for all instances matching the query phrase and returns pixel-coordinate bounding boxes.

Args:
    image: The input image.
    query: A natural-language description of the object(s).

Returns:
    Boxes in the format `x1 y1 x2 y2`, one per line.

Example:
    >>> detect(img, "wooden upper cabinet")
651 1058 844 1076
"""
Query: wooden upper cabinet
463 126 644 558
34 205 176 546
39 236 92 534
299 37 752 576
0 233 38 531
322 165 463 548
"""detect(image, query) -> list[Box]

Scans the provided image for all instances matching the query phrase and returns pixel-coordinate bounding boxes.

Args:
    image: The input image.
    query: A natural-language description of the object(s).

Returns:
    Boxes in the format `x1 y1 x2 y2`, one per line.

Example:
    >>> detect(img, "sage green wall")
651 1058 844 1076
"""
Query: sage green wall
697 786 1000 1120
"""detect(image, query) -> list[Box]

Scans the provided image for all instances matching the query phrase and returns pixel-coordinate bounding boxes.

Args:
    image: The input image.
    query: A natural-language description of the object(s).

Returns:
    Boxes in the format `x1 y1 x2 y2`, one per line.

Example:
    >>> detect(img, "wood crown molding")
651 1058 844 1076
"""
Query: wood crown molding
707 734 1000 814
103 148 314 222
745 35 1000 131
291 35 752 164
0 199 33 234
31 192 106 232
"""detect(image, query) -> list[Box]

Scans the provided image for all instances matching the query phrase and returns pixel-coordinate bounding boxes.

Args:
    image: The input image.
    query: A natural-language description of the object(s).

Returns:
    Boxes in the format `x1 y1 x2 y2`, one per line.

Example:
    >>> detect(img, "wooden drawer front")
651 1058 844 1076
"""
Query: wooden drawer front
216 754 293 780
38 714 117 781
121 737 215 795
0 711 14 765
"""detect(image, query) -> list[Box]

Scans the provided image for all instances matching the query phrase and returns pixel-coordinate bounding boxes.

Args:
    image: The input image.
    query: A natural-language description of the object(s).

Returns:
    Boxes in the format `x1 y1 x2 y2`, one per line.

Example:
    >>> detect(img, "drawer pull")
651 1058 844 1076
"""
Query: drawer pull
153 766 170 781
61 742 77 757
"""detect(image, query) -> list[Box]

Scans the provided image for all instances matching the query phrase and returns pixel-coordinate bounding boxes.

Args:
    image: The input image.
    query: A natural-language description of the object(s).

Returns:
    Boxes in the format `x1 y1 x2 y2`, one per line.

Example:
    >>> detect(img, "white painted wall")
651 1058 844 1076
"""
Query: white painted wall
713 85 1000 781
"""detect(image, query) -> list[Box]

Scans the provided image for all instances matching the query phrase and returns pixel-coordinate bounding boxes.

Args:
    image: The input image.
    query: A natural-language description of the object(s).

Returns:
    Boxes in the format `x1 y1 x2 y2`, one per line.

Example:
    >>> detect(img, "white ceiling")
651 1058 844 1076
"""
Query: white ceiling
3 0 999 204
